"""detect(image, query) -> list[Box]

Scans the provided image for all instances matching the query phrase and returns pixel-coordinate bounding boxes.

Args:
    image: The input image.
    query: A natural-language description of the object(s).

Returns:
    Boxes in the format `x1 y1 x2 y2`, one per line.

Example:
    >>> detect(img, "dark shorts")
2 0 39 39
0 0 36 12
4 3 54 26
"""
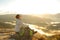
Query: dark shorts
15 32 20 36
16 32 19 34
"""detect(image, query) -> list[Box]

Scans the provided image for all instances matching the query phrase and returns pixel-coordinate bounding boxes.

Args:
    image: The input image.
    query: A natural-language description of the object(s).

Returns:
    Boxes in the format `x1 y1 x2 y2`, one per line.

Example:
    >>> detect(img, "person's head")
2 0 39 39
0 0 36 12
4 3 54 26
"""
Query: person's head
16 14 21 19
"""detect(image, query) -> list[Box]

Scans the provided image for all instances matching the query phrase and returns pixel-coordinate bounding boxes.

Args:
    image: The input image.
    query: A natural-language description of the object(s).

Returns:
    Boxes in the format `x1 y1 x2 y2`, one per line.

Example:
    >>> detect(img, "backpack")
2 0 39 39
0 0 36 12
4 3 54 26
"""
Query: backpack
19 26 33 37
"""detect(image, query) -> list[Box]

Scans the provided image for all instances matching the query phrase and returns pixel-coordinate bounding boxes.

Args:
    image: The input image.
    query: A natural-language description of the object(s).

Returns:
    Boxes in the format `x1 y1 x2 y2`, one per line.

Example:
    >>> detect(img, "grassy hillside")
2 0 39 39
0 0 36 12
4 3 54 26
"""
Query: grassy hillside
0 14 60 26
0 14 50 26
0 14 60 29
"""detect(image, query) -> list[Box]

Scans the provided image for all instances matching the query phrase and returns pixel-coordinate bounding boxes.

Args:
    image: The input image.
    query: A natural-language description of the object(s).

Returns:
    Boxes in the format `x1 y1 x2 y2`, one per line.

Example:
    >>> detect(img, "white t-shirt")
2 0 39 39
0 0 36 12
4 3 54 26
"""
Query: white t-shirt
15 19 23 32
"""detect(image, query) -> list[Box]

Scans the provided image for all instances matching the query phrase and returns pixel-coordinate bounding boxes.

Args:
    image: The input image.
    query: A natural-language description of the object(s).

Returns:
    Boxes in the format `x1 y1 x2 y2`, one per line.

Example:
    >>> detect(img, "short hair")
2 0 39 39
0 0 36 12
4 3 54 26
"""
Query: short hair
16 14 21 19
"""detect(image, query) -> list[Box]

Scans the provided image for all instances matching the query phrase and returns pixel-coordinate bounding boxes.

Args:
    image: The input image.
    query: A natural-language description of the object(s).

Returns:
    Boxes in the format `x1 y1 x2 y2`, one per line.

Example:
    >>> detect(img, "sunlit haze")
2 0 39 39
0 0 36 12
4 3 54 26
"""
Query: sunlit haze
0 0 60 15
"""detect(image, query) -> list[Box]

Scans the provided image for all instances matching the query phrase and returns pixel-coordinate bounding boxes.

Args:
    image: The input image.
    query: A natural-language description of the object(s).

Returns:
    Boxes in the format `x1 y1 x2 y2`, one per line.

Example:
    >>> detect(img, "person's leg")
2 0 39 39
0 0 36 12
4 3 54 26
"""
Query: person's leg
15 32 21 40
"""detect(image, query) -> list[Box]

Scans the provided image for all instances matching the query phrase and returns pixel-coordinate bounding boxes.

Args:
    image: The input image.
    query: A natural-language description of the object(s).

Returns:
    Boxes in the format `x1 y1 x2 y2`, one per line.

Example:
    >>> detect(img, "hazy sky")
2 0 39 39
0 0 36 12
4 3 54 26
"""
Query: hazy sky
0 0 60 14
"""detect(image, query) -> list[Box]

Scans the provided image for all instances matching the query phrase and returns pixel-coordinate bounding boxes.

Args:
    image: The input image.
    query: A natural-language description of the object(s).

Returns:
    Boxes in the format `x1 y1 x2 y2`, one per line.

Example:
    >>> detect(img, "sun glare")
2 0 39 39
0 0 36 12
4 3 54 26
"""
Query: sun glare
0 0 60 14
